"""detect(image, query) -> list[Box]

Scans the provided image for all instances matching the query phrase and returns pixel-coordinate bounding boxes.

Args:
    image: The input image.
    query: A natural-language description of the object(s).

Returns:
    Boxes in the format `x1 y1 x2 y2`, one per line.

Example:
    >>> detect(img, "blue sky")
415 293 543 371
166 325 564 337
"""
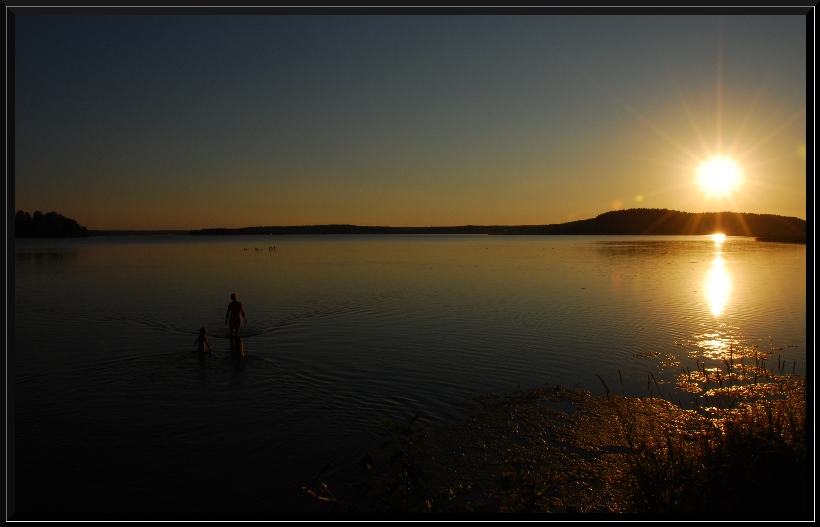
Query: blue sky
14 12 808 229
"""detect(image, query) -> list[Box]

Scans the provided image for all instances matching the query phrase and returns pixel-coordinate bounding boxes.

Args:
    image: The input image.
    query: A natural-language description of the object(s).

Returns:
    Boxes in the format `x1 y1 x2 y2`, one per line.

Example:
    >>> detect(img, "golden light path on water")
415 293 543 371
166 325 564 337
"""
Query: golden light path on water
694 234 765 370
671 233 800 400
705 234 730 316
694 234 741 362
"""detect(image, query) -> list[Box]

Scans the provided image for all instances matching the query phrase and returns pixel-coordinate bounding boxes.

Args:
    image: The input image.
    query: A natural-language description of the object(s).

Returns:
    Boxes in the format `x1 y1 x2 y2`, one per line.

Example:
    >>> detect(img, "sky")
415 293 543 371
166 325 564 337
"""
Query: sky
12 11 809 230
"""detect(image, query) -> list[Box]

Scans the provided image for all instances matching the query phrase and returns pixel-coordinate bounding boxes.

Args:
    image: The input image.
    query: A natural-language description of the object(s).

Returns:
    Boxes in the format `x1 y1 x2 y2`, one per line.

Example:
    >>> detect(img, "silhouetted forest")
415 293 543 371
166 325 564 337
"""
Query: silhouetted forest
15 208 805 239
518 209 807 237
189 209 807 238
15 210 89 238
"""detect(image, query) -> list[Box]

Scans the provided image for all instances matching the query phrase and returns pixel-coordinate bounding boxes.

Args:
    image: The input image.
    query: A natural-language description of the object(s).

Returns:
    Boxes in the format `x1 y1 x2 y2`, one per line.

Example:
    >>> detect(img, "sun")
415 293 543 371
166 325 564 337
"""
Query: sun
696 156 742 197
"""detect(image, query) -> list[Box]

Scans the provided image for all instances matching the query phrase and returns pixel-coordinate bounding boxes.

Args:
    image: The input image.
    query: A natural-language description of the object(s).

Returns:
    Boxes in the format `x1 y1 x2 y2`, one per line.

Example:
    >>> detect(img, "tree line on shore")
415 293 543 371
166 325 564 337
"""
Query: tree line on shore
13 208 807 239
15 210 89 238
190 209 807 238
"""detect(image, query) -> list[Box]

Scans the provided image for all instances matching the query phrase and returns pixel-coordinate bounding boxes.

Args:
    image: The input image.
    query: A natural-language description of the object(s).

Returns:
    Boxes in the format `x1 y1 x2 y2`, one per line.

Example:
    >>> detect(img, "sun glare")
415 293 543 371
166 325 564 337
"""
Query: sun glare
696 156 742 197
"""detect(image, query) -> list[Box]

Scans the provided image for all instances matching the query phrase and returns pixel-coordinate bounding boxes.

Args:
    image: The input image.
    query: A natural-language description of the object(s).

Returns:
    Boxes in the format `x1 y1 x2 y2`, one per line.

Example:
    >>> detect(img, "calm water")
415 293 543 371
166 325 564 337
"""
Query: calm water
13 235 807 513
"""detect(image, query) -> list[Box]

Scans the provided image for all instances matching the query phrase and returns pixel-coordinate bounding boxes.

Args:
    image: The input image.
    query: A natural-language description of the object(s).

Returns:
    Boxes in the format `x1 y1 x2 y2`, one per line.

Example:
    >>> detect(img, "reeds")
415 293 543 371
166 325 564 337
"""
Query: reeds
614 371 806 513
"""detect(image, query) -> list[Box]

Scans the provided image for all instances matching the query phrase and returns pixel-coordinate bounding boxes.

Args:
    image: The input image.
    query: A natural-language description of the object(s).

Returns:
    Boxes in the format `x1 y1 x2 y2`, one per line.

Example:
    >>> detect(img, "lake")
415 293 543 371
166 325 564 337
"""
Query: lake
12 234 807 514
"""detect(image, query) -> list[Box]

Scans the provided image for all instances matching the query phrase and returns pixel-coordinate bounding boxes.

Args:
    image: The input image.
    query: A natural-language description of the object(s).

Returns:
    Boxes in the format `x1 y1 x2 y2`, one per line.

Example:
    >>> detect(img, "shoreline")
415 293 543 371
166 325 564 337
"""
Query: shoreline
755 234 807 244
312 374 807 514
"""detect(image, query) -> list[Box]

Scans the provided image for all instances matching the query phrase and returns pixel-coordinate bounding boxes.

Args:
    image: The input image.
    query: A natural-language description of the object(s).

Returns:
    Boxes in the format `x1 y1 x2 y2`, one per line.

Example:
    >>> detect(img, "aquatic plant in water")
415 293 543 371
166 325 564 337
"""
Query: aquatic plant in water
617 373 806 514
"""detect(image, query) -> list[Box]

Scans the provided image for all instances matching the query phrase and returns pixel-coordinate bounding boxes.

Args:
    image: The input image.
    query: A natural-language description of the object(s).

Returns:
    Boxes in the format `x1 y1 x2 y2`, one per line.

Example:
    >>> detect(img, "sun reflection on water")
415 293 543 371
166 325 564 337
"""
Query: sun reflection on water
691 325 749 361
703 234 731 317
705 255 731 316
631 234 803 415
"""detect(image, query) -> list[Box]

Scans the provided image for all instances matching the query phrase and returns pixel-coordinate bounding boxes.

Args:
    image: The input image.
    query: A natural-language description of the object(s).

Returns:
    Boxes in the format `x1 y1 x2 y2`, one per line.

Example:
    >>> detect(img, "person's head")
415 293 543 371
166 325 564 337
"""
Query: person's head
231 293 237 301
200 327 207 335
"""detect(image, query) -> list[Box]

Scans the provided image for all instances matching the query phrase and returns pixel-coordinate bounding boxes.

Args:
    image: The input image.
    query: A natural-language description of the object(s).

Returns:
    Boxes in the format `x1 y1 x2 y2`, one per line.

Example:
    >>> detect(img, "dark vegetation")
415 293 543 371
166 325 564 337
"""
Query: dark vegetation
519 209 806 237
189 209 806 238
755 234 807 244
14 210 88 238
623 397 806 514
14 210 191 237
302 367 807 515
15 208 805 240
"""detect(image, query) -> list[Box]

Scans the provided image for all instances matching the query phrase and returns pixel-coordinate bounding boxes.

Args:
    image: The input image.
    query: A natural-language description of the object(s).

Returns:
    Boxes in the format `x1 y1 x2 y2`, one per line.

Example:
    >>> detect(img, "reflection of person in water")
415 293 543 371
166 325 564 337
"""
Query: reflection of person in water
194 327 213 353
225 293 247 342
232 336 245 358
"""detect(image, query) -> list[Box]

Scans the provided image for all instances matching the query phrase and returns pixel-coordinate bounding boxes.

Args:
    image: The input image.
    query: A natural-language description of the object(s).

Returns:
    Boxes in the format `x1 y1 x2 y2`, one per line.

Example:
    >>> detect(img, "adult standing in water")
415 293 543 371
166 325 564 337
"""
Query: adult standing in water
226 293 247 343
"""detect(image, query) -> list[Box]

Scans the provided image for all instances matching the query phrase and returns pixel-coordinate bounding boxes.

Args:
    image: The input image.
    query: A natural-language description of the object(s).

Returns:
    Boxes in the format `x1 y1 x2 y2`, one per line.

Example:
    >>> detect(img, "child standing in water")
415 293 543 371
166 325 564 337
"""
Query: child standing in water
194 327 213 353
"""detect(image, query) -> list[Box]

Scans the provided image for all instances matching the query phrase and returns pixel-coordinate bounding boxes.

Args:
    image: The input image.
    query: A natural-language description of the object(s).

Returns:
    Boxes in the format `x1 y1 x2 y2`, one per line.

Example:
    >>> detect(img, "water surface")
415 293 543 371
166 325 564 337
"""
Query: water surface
13 235 807 513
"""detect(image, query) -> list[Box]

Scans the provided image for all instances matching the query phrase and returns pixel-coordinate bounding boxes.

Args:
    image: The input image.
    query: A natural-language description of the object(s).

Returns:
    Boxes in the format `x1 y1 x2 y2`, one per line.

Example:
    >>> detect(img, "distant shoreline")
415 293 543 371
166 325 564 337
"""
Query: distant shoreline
82 230 807 245
18 208 806 240
755 234 807 244
84 230 805 239
183 209 806 239
87 230 191 236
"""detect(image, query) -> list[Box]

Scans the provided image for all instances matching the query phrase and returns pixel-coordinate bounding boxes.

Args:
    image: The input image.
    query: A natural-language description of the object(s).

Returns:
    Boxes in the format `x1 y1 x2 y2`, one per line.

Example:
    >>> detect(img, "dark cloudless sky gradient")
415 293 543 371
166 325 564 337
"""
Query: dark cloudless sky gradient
13 12 808 230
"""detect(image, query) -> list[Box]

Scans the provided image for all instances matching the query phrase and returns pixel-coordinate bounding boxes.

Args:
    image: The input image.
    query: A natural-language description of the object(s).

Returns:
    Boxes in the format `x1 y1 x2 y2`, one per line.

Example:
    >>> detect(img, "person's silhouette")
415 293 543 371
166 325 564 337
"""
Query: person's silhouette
225 293 247 342
194 327 213 353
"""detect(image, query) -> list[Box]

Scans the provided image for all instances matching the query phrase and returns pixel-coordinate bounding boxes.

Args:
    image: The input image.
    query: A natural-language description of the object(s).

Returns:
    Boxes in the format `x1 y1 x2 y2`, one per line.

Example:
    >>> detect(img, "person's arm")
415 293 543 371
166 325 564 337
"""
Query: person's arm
225 305 230 325
242 304 247 322
206 339 212 352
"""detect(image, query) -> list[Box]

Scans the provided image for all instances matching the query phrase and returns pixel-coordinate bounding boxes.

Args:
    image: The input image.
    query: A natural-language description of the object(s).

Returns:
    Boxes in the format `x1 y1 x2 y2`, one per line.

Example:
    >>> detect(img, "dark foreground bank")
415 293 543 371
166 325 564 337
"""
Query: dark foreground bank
303 373 807 516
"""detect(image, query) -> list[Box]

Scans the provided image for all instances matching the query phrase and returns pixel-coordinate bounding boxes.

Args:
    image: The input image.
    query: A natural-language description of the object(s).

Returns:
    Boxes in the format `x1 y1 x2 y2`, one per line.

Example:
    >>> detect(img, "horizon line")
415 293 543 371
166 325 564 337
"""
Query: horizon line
81 209 806 233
